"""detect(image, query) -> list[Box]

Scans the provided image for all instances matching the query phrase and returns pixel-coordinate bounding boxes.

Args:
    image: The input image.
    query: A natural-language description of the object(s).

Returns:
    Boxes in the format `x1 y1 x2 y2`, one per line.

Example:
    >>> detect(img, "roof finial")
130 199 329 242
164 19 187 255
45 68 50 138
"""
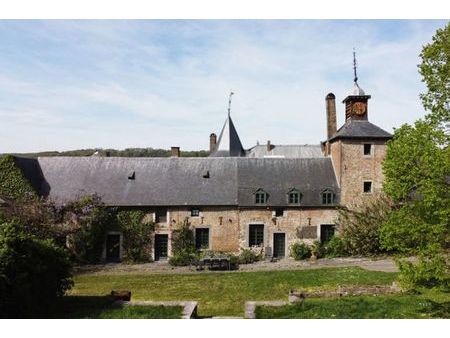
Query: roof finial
228 90 234 117
353 48 358 84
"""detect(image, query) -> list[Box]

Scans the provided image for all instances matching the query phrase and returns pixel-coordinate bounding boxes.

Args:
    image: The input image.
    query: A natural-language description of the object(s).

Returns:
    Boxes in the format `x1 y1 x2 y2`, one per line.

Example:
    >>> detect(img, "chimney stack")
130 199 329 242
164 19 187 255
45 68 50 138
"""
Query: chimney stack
171 146 180 158
209 133 217 153
326 93 337 140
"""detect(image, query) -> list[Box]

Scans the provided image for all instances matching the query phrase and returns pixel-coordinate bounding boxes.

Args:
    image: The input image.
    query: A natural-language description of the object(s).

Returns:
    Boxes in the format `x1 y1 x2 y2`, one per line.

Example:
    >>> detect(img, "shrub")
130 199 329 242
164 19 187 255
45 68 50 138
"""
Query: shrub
169 251 197 266
169 221 196 266
312 240 327 259
290 242 311 260
337 195 391 256
238 248 262 264
324 236 350 258
395 246 449 289
0 222 73 318
117 210 155 263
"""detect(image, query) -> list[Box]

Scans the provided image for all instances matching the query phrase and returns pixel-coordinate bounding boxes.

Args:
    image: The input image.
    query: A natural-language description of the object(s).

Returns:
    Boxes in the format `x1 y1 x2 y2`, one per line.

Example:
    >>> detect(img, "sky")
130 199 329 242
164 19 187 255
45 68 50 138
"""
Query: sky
0 20 447 153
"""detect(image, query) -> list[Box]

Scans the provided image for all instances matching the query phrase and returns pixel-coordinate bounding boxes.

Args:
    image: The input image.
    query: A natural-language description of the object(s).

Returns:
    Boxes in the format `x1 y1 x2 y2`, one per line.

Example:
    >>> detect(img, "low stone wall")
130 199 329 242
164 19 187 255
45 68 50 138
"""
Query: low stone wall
246 283 402 319
114 300 198 319
289 284 402 301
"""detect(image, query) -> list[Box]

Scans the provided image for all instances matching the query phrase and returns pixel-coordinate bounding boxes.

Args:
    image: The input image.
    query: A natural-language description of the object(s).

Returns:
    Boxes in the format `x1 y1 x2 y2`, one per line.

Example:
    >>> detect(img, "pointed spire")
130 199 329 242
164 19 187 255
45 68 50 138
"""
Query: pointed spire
209 92 245 157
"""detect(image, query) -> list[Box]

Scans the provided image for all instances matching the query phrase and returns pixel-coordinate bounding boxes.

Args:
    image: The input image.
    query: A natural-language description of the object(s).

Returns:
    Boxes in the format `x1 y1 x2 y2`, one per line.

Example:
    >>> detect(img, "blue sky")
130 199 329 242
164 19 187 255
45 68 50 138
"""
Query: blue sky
0 20 447 153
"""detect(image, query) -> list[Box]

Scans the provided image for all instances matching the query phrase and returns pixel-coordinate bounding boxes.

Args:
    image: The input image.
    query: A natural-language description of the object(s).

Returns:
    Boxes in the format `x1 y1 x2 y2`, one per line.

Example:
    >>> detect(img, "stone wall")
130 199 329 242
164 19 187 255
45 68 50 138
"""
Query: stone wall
152 207 337 257
330 139 387 207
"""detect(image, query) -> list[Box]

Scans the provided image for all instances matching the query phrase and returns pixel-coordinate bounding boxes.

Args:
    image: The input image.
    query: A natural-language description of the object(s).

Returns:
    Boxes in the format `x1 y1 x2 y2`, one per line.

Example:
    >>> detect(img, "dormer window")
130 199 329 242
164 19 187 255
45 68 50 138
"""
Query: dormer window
287 189 302 204
321 189 334 205
254 189 268 204
191 208 201 217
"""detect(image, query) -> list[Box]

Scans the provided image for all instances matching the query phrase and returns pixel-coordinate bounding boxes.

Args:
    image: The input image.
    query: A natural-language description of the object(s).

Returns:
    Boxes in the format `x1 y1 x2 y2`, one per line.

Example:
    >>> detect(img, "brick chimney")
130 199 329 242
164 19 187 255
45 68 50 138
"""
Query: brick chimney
171 146 180 157
326 93 337 140
209 133 217 153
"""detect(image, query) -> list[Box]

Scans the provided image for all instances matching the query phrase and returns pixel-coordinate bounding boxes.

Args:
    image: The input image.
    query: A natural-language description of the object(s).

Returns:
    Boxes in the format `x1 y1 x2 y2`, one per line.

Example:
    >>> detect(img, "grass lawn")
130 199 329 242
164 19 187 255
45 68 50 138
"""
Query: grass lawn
70 267 399 317
43 296 183 319
255 290 450 319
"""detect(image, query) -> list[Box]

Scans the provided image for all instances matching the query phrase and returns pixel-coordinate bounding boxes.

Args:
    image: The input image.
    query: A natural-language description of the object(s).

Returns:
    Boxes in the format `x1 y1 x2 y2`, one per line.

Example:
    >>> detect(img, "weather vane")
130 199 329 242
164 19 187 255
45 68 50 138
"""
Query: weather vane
353 48 358 84
227 90 234 117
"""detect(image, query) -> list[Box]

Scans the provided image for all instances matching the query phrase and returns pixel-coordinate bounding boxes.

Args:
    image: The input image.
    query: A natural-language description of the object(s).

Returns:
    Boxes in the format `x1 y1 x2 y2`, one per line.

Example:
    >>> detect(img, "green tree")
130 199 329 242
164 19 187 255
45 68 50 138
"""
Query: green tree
381 23 450 288
381 104 449 287
418 22 450 126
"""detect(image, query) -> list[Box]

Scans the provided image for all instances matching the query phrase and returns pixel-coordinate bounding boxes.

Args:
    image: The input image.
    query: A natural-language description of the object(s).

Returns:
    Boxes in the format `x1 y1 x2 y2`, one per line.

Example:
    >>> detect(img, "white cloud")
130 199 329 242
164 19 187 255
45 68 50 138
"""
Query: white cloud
0 20 446 153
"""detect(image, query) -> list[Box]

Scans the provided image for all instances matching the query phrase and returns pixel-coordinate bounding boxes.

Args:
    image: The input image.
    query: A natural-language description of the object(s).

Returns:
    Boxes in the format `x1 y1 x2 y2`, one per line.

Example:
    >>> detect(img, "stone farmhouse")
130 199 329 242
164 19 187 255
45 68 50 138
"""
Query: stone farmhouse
13 75 392 262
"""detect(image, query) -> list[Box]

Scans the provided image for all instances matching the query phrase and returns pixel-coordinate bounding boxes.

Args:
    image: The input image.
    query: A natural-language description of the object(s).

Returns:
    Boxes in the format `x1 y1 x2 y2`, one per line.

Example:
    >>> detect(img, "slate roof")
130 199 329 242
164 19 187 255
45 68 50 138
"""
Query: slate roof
209 115 246 157
329 119 392 141
246 145 324 158
14 156 339 207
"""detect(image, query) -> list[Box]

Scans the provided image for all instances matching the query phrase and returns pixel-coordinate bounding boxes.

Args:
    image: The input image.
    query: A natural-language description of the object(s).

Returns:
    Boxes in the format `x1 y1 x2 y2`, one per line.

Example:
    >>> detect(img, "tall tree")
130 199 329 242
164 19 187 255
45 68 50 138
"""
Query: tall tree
381 23 450 288
419 22 450 127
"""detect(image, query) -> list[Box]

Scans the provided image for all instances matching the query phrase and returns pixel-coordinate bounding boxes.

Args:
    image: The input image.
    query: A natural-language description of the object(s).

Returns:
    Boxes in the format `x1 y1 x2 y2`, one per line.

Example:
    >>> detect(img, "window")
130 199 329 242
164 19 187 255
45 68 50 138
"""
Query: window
155 208 167 223
249 224 264 246
274 208 284 217
288 189 301 204
254 189 268 204
195 228 209 249
363 143 372 156
363 181 372 193
321 190 334 205
191 208 200 217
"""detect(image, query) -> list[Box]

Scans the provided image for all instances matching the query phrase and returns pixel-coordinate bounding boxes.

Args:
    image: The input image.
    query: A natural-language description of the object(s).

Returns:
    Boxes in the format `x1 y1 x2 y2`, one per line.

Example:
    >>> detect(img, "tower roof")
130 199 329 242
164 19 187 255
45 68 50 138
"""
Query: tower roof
328 119 392 141
209 115 246 157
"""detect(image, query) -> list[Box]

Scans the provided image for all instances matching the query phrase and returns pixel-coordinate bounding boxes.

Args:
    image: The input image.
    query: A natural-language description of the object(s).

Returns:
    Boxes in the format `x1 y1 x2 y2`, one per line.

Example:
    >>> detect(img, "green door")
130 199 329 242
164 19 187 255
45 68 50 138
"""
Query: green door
154 234 168 261
273 233 286 258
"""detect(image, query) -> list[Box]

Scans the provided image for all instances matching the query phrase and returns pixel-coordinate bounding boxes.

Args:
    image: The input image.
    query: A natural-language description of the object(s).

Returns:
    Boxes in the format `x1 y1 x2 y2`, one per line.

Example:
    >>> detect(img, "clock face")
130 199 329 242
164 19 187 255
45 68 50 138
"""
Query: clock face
352 102 366 116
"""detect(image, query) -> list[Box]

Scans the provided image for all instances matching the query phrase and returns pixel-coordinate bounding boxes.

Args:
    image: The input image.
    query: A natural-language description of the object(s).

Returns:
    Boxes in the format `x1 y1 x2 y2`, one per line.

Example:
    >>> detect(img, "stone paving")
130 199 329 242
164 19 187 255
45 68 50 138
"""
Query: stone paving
74 256 399 275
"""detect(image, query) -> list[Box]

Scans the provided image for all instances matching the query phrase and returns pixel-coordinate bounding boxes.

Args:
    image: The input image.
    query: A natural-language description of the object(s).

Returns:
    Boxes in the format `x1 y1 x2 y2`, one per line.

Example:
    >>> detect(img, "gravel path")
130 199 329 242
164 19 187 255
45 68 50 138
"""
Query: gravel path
74 257 398 275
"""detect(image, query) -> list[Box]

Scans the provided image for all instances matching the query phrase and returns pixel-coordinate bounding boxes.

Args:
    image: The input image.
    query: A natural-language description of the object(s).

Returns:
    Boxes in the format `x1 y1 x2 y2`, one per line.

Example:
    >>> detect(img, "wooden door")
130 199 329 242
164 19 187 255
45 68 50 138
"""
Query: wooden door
273 233 286 258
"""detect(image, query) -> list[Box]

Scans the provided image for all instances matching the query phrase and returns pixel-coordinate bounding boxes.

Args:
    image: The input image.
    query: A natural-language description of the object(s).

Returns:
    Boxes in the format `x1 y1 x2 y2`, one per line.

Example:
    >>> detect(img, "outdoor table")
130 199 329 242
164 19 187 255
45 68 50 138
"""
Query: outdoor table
200 256 230 270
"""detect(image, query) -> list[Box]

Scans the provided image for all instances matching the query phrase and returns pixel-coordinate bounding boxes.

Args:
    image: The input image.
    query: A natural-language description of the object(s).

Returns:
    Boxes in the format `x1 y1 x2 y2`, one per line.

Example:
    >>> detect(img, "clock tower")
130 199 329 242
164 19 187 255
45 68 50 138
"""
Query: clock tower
343 51 371 121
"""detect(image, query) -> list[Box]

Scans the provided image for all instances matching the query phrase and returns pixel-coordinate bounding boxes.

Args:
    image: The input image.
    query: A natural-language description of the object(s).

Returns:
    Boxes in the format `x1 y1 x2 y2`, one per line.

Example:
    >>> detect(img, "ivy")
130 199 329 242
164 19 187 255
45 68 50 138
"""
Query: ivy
0 155 36 200
116 210 155 263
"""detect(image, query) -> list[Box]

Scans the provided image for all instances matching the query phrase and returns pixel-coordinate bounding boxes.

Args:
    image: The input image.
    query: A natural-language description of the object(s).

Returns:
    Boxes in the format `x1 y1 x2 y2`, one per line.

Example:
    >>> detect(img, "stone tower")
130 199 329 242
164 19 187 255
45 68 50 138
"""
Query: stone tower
327 60 392 207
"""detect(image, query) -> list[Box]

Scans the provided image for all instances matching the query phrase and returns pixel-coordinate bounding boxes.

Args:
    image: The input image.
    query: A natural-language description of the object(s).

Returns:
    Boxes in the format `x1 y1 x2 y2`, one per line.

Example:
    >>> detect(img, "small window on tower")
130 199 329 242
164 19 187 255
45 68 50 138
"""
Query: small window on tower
363 181 372 193
363 143 372 156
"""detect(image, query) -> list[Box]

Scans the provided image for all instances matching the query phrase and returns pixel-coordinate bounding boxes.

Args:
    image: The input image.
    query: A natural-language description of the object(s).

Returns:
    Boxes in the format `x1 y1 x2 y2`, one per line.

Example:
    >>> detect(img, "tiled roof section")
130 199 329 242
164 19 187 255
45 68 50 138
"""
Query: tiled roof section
33 157 239 206
329 119 392 141
246 145 324 158
14 156 339 207
237 158 339 207
209 116 246 157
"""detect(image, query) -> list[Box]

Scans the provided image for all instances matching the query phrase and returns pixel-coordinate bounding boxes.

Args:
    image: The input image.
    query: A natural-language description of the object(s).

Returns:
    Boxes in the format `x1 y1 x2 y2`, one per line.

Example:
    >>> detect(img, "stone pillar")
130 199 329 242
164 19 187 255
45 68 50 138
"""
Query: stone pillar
171 147 180 157
326 93 337 140
209 133 217 153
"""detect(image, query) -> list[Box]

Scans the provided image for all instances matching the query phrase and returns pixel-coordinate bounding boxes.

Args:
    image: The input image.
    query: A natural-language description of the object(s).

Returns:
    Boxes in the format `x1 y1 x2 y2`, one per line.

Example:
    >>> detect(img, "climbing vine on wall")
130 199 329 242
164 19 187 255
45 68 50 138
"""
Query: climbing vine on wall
0 155 36 200
116 210 156 262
